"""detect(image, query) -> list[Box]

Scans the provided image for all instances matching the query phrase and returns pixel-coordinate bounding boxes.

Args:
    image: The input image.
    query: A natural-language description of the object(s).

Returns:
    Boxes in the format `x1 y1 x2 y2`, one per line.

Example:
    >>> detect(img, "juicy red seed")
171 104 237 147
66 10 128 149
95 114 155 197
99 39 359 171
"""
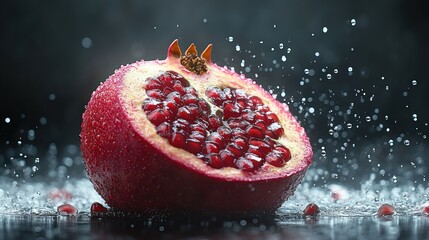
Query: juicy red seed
231 128 247 138
143 98 162 112
202 142 220 154
147 109 166 126
246 125 265 139
274 146 291 161
186 87 197 95
189 131 205 142
163 87 174 96
198 100 211 115
423 206 429 215
265 150 287 167
217 126 232 140
232 137 248 150
377 204 395 216
166 91 182 105
254 120 268 132
206 87 224 105
186 139 203 154
57 203 78 216
183 94 199 105
173 81 186 95
207 153 223 169
220 150 235 167
164 100 178 115
249 96 263 106
207 132 225 148
235 157 255 171
156 122 172 137
226 144 244 158
254 111 266 122
177 106 195 122
249 139 271 154
145 78 162 90
163 108 174 122
242 110 255 122
169 131 186 148
265 112 280 124
245 153 264 169
172 119 191 133
265 130 277 139
234 89 247 99
223 88 233 100
190 124 207 136
91 202 108 214
146 89 164 99
236 99 248 109
208 115 222 130
303 203 320 216
268 122 284 137
223 103 241 119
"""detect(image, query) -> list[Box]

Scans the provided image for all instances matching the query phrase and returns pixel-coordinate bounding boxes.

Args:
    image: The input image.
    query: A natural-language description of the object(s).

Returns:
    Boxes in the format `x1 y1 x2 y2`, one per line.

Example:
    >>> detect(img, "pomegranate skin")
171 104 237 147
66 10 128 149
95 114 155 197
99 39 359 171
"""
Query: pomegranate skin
80 41 312 215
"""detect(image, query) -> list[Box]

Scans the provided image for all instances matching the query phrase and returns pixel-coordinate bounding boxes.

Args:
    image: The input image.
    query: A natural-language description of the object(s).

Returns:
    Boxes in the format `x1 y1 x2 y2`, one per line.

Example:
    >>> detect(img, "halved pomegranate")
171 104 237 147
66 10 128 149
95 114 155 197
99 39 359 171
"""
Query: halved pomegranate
80 40 312 215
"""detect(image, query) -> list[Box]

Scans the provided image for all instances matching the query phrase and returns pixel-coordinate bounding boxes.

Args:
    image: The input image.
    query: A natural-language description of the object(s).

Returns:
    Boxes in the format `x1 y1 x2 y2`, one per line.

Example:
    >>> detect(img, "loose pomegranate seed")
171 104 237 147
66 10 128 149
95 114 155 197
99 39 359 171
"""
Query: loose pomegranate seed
377 204 395 216
91 202 108 214
143 71 291 172
303 203 320 216
57 203 78 216
423 206 429 215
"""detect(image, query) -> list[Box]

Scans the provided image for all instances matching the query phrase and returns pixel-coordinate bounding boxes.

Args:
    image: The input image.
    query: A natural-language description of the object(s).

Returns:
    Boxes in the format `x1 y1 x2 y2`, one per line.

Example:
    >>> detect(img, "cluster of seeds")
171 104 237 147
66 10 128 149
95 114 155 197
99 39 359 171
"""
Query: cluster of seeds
142 71 291 172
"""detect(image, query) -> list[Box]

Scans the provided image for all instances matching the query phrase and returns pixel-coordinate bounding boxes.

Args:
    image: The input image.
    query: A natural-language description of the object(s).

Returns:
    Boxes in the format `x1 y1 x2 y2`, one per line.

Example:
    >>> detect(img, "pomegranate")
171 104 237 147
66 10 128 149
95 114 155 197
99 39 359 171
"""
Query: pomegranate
80 40 312 215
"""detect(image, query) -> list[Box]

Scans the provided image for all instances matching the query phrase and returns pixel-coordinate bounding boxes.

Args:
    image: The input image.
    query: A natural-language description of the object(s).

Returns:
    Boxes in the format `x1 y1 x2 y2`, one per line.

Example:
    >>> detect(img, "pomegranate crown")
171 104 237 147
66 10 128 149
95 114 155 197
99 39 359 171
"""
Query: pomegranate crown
167 39 212 75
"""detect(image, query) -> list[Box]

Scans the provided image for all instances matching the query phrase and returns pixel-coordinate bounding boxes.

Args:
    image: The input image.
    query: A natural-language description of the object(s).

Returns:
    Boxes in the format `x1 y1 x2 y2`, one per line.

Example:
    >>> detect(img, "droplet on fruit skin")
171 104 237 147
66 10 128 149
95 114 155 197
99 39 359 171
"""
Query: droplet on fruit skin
303 203 320 216
377 204 395 217
57 203 78 216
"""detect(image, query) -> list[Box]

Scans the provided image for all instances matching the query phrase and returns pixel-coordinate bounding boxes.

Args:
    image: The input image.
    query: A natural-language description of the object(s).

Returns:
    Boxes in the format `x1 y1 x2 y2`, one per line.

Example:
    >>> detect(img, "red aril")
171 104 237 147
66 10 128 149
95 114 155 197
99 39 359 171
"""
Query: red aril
377 203 395 217
57 203 78 216
303 203 320 216
91 202 108 215
80 40 312 215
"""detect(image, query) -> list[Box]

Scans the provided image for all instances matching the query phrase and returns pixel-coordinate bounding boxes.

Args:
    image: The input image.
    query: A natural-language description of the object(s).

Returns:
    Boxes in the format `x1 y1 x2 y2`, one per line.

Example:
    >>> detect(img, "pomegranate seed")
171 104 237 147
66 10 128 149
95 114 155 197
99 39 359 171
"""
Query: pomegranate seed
232 137 248 150
265 112 280 124
146 109 166 126
274 146 291 161
268 122 284 137
172 119 191 133
163 108 174 122
254 120 268 132
242 110 255 122
207 132 225 148
248 139 271 155
190 124 207 136
186 138 203 154
185 87 197 95
164 99 178 115
423 206 429 215
57 203 78 216
156 122 172 137
163 87 174 96
265 130 277 139
173 81 186 95
303 203 320 216
143 98 162 112
183 93 199 105
177 106 195 122
145 78 162 90
246 125 264 139
207 153 223 169
189 131 205 142
231 128 247 138
223 88 233 100
265 151 286 167
234 89 247 99
223 102 241 119
206 87 224 106
331 192 341 201
198 100 211 115
245 153 264 169
226 144 244 158
166 91 182 105
377 204 395 217
249 96 263 106
220 150 235 167
217 126 232 140
202 142 220 154
254 111 266 122
208 115 222 130
169 131 186 148
91 202 108 214
235 157 255 171
158 73 174 88
146 89 165 99
236 99 248 109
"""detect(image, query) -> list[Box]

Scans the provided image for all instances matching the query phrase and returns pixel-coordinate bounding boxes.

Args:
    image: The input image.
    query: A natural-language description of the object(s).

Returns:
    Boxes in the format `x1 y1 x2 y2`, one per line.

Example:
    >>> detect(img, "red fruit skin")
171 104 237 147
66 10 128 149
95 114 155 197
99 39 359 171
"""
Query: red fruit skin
81 53 312 215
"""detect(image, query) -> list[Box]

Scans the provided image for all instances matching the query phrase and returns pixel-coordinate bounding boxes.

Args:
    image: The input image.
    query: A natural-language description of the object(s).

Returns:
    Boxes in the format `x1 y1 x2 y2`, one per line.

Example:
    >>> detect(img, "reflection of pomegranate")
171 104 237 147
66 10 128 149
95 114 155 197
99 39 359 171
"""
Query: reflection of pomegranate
80 40 312 214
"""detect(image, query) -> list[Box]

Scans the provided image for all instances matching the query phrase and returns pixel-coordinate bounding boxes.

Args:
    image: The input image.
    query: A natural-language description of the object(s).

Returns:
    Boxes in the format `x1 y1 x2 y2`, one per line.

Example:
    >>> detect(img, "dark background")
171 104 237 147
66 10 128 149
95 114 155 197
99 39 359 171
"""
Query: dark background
1 0 428 182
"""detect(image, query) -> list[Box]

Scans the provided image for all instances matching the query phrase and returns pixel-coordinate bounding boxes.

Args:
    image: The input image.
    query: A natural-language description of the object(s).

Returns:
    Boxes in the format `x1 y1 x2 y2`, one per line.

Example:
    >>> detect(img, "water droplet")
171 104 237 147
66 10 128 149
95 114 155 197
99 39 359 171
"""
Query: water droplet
279 43 284 49
351 19 356 26
228 36 234 42
203 18 207 23
5 117 11 123
235 45 241 52
412 80 417 86
404 140 410 146
315 52 320 57
326 74 332 79
322 27 328 33
348 67 353 72
304 69 310 75
281 55 287 62
81 37 92 48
